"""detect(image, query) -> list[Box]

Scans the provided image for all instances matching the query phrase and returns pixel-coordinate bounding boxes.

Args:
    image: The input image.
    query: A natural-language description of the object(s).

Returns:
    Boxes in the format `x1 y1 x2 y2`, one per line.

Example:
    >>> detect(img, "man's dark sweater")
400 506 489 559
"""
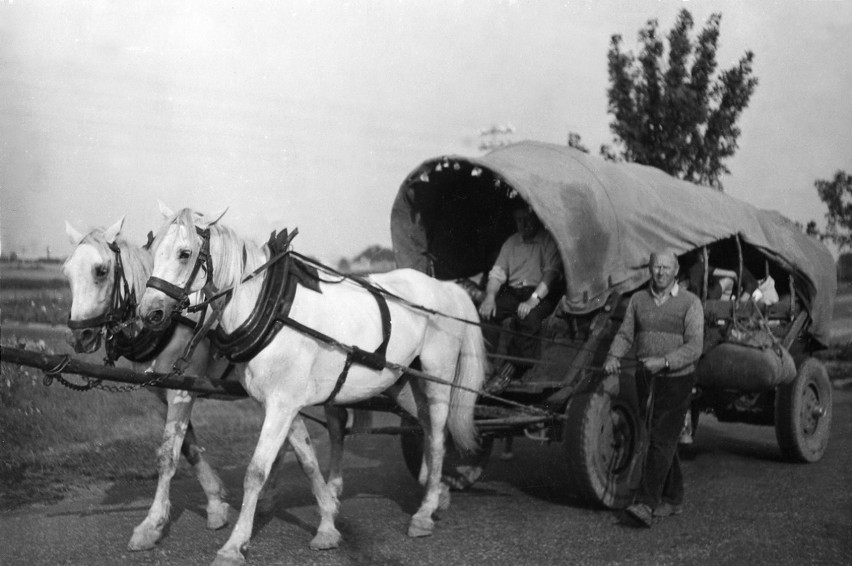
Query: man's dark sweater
608 285 704 377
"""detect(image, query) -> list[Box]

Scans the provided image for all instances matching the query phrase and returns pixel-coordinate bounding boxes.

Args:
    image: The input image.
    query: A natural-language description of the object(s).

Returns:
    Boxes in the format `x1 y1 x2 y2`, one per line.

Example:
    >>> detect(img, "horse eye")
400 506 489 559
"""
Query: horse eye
178 249 192 260
94 265 109 278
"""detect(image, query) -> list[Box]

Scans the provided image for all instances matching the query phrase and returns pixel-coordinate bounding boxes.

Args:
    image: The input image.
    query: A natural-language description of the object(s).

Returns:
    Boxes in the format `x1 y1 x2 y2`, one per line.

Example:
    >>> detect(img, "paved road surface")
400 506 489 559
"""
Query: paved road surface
2 389 850 566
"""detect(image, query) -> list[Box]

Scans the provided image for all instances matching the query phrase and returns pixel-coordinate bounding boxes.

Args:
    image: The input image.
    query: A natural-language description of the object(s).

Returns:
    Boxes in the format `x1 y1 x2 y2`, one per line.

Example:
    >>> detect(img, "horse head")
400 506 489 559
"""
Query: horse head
62 216 131 353
139 204 228 331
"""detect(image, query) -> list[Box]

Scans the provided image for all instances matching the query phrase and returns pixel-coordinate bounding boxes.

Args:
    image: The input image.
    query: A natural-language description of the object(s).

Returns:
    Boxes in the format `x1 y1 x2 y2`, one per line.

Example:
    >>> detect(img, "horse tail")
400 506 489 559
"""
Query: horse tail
447 285 487 454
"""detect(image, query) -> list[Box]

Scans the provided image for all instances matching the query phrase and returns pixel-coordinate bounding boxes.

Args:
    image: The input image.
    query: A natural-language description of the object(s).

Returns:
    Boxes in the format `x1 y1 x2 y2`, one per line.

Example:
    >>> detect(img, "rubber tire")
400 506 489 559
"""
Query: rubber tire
562 391 643 509
775 357 832 463
399 414 493 490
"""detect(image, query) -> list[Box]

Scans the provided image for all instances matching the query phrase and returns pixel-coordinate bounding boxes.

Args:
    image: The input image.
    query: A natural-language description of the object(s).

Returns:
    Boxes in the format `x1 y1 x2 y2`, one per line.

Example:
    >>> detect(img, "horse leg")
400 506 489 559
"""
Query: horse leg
212 405 297 566
289 416 342 550
408 399 450 537
129 389 197 550
181 421 229 530
256 442 289 515
325 405 348 498
389 380 451 512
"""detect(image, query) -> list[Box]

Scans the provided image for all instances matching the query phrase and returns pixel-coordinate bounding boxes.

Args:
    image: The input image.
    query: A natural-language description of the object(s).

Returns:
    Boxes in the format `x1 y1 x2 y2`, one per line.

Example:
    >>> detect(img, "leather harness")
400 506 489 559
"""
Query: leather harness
156 228 393 404
68 240 191 365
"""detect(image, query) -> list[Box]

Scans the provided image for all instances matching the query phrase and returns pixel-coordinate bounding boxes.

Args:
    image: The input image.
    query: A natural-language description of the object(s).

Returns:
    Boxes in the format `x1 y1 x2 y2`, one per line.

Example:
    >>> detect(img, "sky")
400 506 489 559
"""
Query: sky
1 0 851 263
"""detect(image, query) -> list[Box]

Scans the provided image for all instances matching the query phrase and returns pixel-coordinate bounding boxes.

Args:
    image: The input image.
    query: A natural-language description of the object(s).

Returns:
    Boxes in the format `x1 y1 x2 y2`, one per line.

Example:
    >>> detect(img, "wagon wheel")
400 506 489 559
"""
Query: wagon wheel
562 390 642 509
399 414 493 490
775 357 832 462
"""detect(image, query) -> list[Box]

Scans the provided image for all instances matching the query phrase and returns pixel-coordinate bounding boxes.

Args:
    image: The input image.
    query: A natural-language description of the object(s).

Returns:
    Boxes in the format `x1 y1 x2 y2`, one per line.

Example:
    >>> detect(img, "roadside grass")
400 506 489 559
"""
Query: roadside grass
0 288 71 325
0 332 265 510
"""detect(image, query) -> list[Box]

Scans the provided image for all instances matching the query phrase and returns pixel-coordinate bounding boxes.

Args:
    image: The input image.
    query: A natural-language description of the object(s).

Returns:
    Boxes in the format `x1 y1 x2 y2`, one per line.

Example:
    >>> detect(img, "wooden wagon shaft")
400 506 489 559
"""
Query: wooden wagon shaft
0 346 248 399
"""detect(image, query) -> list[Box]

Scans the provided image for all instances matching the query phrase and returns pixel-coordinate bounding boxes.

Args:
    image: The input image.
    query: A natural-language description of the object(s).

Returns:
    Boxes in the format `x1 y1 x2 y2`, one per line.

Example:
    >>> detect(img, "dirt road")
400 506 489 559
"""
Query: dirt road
1 389 850 566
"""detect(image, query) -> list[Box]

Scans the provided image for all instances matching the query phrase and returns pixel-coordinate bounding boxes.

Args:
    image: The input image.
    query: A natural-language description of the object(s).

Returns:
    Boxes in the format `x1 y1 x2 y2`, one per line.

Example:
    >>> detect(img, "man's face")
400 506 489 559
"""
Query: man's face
513 208 539 241
650 253 679 292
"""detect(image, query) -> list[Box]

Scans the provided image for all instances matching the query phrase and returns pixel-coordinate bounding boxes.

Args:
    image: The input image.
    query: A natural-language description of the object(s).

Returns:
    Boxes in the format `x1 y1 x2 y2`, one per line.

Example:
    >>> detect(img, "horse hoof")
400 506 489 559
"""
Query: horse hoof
127 526 161 551
207 501 230 530
309 529 342 551
211 550 246 566
407 516 434 538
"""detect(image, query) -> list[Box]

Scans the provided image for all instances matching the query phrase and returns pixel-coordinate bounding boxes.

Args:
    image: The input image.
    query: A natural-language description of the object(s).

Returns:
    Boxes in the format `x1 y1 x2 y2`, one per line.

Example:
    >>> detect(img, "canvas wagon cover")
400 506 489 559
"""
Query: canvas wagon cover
391 141 836 346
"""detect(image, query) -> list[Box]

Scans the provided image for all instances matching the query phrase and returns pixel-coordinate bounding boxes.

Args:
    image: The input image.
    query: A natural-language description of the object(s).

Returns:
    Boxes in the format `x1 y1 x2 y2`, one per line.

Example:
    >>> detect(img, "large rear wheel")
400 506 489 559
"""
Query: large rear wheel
562 391 643 508
399 414 493 490
775 357 832 462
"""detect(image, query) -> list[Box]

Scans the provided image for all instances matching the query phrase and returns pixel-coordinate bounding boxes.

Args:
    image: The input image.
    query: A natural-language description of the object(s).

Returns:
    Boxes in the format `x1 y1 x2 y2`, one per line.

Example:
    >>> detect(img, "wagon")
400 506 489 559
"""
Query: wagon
388 140 837 508
2 141 836 514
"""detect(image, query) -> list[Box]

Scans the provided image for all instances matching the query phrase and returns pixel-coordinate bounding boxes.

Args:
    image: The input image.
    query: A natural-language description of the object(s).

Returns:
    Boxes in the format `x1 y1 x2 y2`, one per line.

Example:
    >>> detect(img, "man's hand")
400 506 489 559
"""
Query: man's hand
604 356 621 375
517 297 539 319
479 295 497 319
640 356 668 375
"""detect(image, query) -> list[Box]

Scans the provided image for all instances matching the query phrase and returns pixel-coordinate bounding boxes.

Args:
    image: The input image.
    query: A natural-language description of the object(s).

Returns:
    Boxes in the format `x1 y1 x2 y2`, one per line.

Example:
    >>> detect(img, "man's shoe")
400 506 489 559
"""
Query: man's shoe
653 502 683 517
485 372 512 395
624 503 653 528
485 362 517 394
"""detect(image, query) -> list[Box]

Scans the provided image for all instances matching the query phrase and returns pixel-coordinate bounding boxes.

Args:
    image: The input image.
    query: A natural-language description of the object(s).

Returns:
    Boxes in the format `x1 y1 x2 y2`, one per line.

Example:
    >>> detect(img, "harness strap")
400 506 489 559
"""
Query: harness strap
279 295 391 406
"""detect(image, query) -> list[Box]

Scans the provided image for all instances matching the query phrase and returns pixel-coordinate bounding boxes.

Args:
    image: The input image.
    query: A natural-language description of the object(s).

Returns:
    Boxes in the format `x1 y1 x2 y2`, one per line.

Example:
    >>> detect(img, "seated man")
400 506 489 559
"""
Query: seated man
478 201 563 393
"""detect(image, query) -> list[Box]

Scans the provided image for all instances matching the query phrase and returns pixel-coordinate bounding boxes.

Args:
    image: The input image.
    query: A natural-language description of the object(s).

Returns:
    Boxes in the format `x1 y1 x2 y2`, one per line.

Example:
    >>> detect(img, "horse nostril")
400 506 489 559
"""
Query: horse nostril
81 329 94 342
146 309 165 325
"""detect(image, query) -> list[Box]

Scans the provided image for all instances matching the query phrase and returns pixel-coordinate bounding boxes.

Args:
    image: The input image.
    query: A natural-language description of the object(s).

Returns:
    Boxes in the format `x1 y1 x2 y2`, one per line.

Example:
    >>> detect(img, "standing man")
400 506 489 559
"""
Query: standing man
479 200 563 393
604 250 703 527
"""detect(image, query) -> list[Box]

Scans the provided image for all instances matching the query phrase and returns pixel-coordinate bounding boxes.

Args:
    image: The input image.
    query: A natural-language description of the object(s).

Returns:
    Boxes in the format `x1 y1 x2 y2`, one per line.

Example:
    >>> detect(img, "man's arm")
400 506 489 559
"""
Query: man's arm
479 242 511 319
478 276 503 319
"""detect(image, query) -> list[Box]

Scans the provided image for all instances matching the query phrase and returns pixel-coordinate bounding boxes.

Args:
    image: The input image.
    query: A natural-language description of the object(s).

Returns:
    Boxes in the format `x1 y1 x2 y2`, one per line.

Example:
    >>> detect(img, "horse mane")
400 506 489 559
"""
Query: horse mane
157 209 267 294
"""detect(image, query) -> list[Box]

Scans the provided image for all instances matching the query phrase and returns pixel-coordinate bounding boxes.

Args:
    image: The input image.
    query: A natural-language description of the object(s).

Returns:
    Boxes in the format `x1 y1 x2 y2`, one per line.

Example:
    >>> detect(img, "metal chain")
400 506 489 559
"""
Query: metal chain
41 353 183 394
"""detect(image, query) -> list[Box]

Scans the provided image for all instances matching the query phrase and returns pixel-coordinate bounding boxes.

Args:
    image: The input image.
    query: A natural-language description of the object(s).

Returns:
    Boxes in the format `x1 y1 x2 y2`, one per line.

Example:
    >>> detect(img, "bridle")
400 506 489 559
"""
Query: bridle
67 240 136 336
146 226 219 314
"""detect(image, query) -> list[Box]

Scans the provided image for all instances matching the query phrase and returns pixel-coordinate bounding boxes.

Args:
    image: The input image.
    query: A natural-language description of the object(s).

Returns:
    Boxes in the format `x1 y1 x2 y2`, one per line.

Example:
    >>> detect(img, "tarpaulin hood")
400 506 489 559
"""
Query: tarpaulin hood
391 141 836 346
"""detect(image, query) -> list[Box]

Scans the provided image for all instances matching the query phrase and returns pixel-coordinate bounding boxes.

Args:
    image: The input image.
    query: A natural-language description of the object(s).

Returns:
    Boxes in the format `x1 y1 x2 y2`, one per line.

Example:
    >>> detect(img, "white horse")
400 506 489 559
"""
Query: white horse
138 206 486 566
62 217 350 554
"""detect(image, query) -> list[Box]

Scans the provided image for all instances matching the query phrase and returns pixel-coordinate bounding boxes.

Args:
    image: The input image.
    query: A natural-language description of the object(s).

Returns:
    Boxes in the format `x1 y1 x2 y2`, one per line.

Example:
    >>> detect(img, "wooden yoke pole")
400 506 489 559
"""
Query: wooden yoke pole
0 346 247 399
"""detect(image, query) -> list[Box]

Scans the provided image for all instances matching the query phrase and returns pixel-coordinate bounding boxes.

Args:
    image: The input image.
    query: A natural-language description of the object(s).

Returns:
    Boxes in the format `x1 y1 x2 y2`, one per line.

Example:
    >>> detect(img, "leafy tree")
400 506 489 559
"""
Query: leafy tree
815 170 852 250
604 9 758 190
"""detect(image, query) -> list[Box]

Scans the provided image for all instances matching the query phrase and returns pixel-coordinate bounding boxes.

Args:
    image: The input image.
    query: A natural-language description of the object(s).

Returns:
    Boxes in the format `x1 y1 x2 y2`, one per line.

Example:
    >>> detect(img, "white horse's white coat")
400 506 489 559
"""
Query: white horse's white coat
138 207 486 566
62 218 348 555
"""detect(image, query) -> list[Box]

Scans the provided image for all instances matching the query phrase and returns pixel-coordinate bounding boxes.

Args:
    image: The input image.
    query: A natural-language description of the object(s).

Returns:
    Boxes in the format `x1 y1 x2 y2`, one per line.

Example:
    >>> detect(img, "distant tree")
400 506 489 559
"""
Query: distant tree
805 220 821 239
567 132 590 153
794 219 825 240
815 170 852 250
603 9 758 190
337 258 351 273
838 252 852 283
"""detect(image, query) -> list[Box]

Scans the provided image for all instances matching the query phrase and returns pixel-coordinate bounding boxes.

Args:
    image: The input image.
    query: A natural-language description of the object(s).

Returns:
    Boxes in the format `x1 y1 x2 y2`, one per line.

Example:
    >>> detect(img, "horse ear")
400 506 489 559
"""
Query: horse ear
103 215 126 244
66 221 85 245
158 199 174 218
199 207 229 228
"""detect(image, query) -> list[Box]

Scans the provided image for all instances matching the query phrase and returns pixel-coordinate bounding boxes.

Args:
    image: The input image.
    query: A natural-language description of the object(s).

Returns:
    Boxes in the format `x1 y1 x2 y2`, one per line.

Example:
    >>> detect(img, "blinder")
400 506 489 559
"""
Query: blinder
68 241 134 333
146 226 218 313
